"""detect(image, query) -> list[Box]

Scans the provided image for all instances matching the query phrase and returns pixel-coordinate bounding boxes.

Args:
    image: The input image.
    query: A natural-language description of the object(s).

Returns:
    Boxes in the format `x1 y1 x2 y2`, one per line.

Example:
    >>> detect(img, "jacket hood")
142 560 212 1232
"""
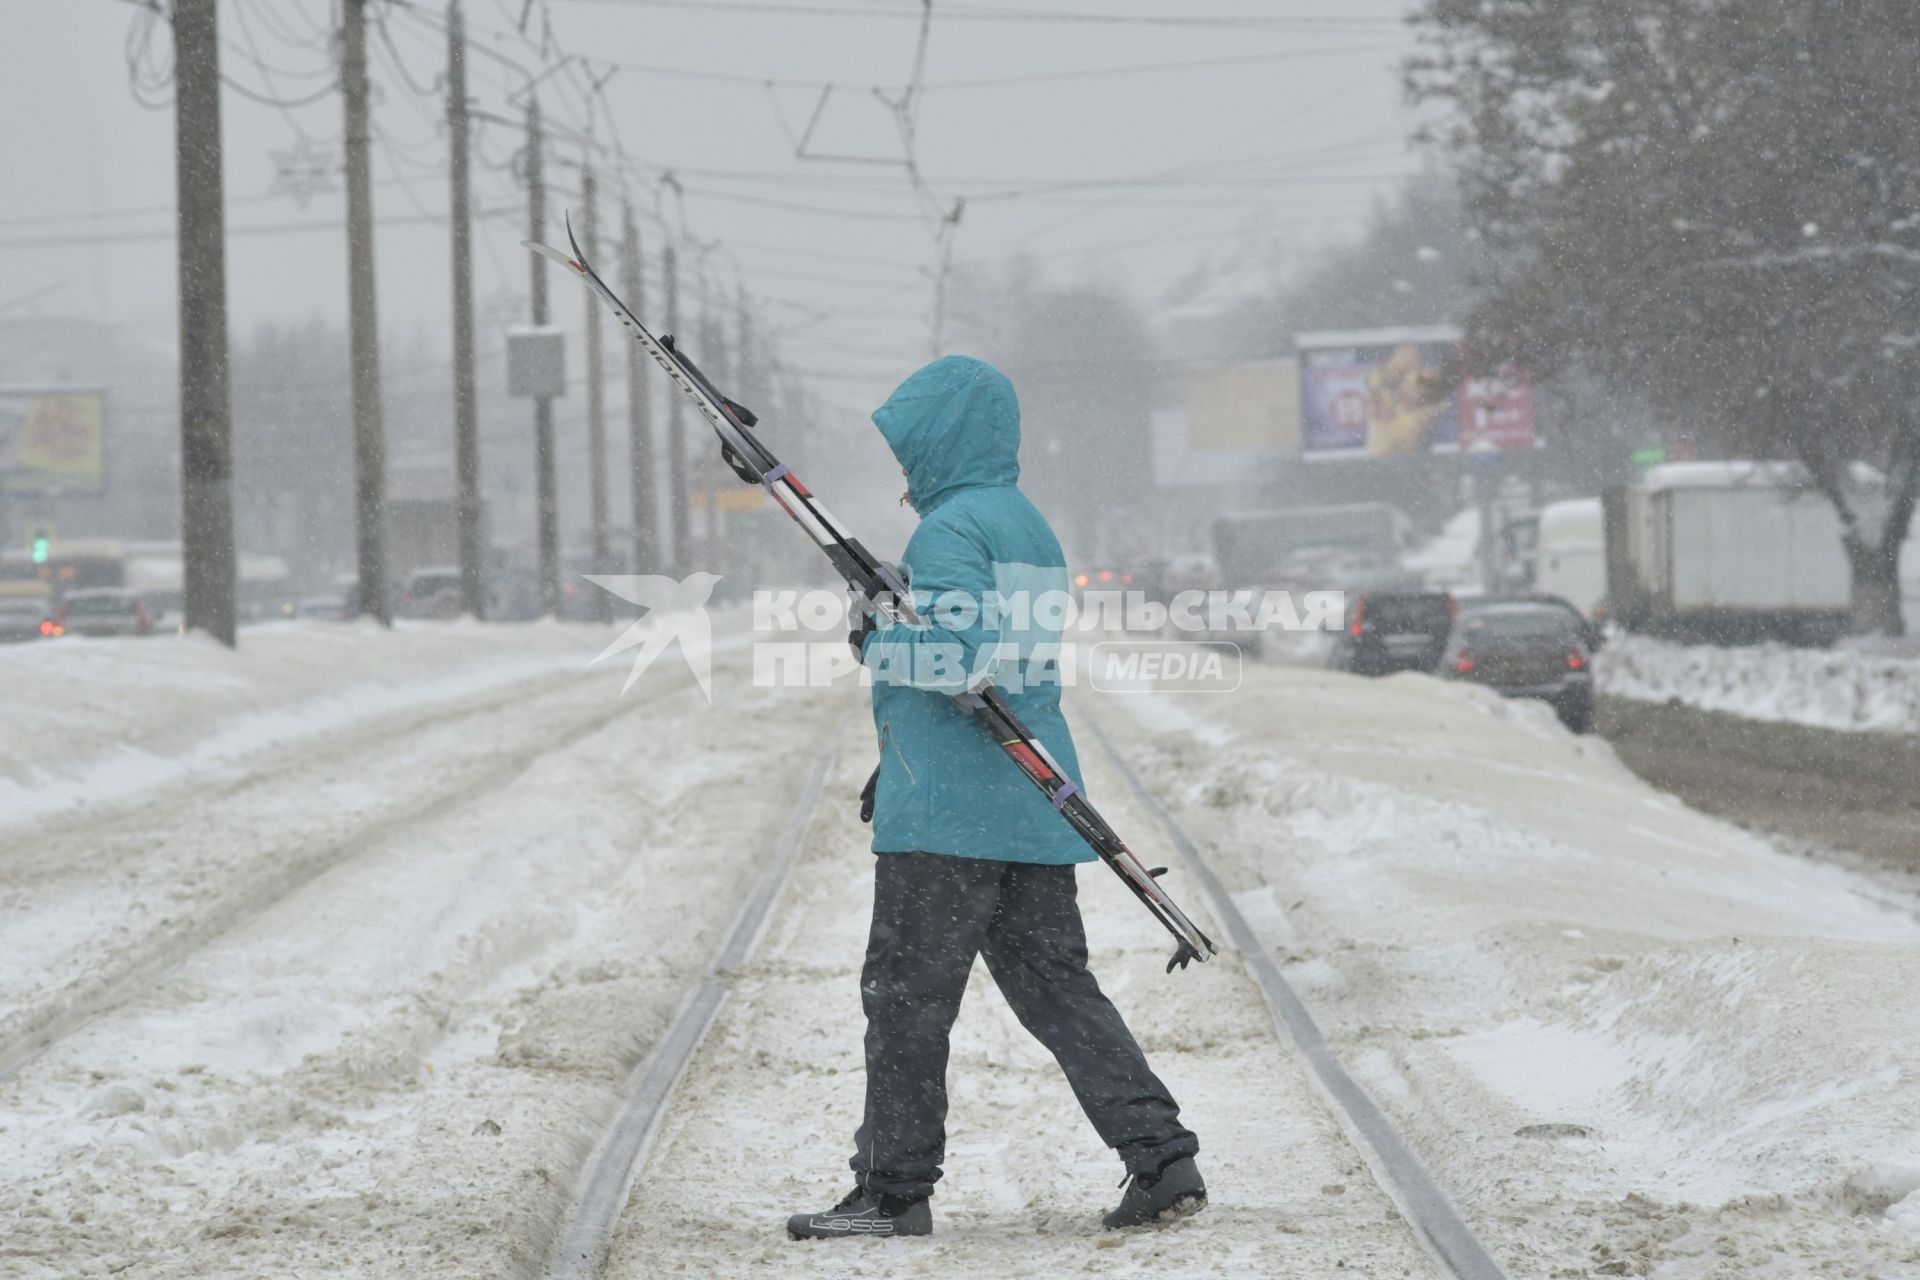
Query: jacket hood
872 355 1021 512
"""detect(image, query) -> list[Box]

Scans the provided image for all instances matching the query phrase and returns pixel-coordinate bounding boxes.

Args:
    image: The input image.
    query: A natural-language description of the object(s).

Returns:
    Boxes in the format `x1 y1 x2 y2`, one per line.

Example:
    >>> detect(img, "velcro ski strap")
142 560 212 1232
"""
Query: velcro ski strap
1050 778 1080 811
760 463 790 494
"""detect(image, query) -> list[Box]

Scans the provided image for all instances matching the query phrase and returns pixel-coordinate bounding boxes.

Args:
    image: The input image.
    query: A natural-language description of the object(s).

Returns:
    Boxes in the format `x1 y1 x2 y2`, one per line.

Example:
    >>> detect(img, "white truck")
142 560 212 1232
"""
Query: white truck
1532 498 1607 618
1603 462 1853 645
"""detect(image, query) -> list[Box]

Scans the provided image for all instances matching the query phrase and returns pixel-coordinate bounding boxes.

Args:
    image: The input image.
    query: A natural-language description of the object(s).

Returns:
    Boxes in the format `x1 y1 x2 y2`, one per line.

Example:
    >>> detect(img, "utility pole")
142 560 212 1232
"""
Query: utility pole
447 0 484 619
734 280 754 415
733 281 754 584
172 0 236 647
699 306 725 569
622 200 658 573
929 198 965 359
663 241 689 575
342 0 389 624
582 162 610 619
527 97 560 616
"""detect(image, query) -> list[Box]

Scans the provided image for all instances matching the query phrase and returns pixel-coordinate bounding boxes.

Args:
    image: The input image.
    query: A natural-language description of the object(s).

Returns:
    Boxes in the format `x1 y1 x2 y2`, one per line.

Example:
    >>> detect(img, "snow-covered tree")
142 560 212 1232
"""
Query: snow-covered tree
1412 0 1920 633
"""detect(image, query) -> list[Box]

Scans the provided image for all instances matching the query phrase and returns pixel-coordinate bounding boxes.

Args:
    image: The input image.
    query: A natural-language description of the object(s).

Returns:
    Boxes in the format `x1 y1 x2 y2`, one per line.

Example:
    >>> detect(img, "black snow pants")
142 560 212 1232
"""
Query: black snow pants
850 850 1198 1201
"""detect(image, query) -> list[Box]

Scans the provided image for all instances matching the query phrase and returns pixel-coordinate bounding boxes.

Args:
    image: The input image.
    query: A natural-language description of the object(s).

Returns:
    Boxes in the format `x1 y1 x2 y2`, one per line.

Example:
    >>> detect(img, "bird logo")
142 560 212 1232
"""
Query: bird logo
584 572 724 700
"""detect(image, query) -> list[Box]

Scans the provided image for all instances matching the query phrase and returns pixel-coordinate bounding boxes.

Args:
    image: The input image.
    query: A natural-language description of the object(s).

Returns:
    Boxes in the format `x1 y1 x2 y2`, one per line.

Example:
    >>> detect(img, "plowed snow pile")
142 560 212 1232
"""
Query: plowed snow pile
0 620 839 1278
1598 633 1920 734
1112 664 1920 1277
0 618 617 826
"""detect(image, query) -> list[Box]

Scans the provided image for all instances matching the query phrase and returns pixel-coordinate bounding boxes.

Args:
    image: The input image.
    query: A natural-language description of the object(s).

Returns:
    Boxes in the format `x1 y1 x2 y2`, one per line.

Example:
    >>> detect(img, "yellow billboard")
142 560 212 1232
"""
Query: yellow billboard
2 391 104 493
1184 361 1301 453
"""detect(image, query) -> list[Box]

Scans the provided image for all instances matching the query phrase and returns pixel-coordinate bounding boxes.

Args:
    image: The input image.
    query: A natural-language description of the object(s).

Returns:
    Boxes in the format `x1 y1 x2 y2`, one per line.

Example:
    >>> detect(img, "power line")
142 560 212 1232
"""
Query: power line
0 207 522 254
922 42 1407 92
555 0 1408 29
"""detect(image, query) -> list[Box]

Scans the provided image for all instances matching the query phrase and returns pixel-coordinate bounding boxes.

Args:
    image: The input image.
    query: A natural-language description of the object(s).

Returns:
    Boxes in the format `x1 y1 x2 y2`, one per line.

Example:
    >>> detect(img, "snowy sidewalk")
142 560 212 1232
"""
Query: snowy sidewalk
601 729 1431 1279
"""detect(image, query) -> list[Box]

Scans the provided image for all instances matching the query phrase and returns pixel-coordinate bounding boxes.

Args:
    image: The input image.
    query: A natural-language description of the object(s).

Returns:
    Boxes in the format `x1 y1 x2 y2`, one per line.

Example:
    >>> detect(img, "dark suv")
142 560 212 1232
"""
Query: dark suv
1329 591 1457 676
1439 598 1597 732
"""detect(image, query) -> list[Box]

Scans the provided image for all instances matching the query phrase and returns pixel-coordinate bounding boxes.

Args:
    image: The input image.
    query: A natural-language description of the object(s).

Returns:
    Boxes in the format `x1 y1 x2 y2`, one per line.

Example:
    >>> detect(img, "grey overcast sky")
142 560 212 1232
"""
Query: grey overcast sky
0 0 1421 412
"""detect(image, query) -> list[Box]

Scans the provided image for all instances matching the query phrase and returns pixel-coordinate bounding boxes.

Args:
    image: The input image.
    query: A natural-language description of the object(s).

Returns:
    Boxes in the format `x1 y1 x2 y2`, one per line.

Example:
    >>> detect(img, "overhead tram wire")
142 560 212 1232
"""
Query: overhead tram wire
554 0 1408 30
396 0 1407 249
108 0 806 405
0 208 525 254
408 0 809 351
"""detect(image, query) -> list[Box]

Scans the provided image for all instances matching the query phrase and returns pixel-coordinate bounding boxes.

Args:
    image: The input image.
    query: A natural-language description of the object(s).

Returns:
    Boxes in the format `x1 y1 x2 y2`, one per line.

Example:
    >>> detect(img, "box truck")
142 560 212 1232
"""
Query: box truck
1211 503 1410 588
1603 462 1851 645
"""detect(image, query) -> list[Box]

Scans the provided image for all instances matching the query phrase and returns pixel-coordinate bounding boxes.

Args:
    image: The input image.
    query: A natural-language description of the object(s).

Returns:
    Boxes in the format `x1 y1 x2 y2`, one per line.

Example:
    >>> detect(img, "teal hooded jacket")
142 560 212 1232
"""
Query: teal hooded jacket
861 355 1091 865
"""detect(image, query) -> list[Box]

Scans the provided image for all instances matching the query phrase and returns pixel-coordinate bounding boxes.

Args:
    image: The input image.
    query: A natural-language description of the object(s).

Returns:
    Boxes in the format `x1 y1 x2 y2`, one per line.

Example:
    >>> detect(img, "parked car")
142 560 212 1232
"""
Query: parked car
57 588 154 638
296 593 354 621
0 597 59 642
1330 591 1458 676
396 566 464 620
1439 598 1596 732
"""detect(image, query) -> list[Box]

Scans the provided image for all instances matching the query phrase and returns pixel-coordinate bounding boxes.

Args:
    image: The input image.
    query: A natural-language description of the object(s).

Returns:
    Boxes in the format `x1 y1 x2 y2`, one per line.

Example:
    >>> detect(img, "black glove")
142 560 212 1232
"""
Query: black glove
858 764 879 823
850 563 909 658
849 605 879 660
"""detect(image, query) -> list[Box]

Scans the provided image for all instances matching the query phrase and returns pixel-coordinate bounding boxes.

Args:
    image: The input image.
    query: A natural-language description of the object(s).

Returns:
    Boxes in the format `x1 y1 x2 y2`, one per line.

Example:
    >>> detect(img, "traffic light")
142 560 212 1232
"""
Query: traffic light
29 528 51 565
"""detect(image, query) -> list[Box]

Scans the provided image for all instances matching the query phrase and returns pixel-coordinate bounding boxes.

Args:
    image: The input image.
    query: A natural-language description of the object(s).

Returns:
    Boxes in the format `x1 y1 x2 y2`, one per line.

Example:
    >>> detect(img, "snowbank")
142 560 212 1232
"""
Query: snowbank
0 620 623 828
0 624 845 1278
1109 664 1920 1277
1597 632 1920 734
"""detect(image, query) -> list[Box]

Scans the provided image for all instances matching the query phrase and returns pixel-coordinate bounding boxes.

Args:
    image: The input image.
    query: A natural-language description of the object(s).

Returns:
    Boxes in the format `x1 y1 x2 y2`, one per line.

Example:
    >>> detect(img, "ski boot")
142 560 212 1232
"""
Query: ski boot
787 1186 932 1239
1103 1156 1207 1229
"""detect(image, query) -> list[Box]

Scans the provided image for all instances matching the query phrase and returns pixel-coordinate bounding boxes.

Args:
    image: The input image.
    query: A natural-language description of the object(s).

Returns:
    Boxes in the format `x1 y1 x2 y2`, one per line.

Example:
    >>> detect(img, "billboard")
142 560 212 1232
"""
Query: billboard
1149 361 1299 488
0 390 105 493
1185 360 1300 453
1296 327 1534 458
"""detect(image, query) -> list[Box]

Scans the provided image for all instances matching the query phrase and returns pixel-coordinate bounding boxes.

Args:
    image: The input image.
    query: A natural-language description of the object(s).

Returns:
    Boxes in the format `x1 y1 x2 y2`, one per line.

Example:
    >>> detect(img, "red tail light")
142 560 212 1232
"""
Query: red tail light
1452 649 1475 674
1565 646 1588 671
38 619 58 636
1120 573 1133 586
1348 594 1368 638
1097 570 1113 583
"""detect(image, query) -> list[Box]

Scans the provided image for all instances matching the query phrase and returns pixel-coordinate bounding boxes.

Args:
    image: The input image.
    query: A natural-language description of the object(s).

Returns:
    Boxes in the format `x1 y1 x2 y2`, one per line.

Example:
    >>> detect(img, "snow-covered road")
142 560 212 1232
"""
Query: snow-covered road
4 623 1917 1278
1 622 843 1277
599 720 1431 1280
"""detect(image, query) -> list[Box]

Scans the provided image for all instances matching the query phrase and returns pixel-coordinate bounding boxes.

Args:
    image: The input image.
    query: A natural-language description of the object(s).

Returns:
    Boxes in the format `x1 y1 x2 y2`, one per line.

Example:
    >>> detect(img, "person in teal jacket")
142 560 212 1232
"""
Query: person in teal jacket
787 356 1204 1242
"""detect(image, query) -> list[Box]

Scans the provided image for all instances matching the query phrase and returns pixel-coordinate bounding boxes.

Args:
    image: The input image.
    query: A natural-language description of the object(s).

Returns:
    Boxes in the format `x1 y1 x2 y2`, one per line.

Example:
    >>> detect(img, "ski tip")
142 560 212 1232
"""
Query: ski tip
523 239 583 274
